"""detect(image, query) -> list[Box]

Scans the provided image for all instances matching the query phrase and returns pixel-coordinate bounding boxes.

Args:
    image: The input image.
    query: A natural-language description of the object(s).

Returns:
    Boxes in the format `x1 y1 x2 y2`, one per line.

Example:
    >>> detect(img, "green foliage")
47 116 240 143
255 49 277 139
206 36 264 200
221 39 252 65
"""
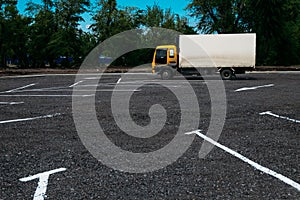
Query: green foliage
91 2 195 67
187 0 247 33
91 0 140 42
141 4 196 34
187 0 300 65
110 48 155 67
52 0 90 67
1 0 299 68
0 1 30 68
243 0 300 65
26 1 57 67
27 0 90 68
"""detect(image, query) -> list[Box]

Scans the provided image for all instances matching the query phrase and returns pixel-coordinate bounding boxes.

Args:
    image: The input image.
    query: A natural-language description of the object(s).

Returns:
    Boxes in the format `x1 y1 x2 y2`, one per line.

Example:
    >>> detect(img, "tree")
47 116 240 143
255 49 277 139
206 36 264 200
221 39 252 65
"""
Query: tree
142 4 196 34
26 0 57 67
77 30 97 60
0 1 7 67
0 0 31 68
187 0 300 65
174 15 196 34
187 0 247 33
283 0 300 65
92 0 116 42
91 2 196 68
25 0 91 68
6 5 31 67
91 0 140 42
244 0 300 65
53 0 90 67
141 4 164 27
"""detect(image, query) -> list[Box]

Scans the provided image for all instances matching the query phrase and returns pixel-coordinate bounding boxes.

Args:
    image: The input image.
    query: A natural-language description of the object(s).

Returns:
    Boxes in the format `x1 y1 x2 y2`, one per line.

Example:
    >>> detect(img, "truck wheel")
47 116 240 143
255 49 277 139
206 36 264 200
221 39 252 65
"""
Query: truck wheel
161 69 173 80
220 69 234 80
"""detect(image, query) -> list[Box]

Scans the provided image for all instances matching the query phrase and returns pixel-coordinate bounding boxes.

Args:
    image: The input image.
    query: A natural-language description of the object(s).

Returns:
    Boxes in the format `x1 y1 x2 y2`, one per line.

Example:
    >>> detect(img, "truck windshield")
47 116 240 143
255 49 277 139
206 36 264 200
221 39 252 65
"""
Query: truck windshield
155 49 167 64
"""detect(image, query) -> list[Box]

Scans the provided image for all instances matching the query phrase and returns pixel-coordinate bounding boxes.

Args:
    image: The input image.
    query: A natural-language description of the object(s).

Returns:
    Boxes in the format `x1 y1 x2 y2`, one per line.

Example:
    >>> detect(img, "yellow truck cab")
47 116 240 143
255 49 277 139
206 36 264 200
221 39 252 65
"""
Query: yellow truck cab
152 45 178 79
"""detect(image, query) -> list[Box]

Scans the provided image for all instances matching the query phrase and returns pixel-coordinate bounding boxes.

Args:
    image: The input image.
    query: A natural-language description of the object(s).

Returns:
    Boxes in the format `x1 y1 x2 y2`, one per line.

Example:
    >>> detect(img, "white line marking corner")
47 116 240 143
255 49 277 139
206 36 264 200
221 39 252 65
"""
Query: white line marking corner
185 130 300 192
260 111 300 123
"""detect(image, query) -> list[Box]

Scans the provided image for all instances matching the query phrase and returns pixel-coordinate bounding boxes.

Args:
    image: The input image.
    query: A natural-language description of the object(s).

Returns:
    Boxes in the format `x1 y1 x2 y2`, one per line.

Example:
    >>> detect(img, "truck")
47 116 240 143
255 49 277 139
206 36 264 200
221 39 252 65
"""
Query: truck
152 33 256 80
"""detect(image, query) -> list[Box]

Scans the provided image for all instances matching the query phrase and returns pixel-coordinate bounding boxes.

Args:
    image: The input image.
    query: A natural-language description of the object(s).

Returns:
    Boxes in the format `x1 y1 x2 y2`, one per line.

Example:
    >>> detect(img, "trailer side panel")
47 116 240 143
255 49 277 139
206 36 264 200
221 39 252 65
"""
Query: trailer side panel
179 34 256 68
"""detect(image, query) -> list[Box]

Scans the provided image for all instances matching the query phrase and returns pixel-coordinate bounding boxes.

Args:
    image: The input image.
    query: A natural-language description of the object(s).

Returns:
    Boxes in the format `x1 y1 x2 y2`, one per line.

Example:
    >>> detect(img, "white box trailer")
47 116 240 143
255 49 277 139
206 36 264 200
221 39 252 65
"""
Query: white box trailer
152 33 256 79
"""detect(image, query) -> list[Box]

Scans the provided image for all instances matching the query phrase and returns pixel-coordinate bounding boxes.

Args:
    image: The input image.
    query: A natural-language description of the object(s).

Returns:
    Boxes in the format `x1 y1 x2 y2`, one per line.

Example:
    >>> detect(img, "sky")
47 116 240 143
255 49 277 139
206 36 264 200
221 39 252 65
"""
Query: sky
17 0 193 31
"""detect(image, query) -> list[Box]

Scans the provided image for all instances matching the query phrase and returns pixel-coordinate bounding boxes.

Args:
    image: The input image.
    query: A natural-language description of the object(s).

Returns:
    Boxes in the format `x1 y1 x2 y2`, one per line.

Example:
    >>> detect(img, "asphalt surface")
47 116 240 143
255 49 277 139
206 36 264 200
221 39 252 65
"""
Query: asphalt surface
0 72 299 199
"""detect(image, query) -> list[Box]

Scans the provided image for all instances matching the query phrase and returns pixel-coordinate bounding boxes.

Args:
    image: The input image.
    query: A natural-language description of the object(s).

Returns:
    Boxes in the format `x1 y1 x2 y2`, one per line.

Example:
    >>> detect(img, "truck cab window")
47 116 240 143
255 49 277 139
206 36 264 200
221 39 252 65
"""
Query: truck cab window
155 49 167 64
169 48 175 58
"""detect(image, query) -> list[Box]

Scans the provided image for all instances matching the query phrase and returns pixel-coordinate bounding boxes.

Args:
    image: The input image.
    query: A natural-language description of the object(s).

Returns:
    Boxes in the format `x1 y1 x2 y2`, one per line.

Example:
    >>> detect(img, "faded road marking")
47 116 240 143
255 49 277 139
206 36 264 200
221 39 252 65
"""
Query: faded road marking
260 111 300 123
117 78 121 84
3 83 36 93
0 94 94 97
235 84 274 92
0 101 24 105
69 80 84 87
185 130 300 192
0 75 45 79
20 168 67 200
0 113 61 124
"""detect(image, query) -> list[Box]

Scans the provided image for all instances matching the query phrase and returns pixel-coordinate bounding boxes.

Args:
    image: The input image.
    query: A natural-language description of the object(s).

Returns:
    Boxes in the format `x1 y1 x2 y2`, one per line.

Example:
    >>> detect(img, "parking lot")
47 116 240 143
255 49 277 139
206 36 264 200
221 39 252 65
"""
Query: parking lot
0 72 299 199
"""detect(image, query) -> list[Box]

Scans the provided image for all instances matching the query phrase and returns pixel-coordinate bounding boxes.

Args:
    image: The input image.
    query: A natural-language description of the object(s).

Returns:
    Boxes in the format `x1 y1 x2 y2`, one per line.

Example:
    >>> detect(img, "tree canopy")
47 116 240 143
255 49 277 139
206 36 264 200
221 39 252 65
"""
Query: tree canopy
0 0 299 68
187 0 300 65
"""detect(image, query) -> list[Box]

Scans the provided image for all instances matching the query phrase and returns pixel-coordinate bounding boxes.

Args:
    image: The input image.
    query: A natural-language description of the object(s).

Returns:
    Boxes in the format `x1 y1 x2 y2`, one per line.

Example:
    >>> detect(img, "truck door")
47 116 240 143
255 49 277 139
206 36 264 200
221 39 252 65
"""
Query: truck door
155 48 167 65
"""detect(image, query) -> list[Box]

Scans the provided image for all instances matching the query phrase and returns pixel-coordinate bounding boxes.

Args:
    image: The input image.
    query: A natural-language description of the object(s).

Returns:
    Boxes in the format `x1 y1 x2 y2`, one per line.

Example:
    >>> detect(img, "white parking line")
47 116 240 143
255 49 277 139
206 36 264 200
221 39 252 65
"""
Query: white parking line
235 84 274 92
73 84 101 87
25 86 67 91
0 75 45 79
112 84 180 88
111 81 141 84
0 101 24 105
117 78 121 84
84 77 97 80
185 130 300 192
0 89 140 97
0 94 94 97
248 71 300 74
260 111 300 123
42 89 141 92
3 83 36 93
69 80 84 87
0 113 61 124
83 73 152 80
20 168 66 200
9 86 83 92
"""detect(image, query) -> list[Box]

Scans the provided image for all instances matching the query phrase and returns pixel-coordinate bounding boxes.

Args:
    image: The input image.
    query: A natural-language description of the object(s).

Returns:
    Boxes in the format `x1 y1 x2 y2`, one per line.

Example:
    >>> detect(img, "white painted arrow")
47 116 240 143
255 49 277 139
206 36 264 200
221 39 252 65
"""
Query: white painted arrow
20 168 67 200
